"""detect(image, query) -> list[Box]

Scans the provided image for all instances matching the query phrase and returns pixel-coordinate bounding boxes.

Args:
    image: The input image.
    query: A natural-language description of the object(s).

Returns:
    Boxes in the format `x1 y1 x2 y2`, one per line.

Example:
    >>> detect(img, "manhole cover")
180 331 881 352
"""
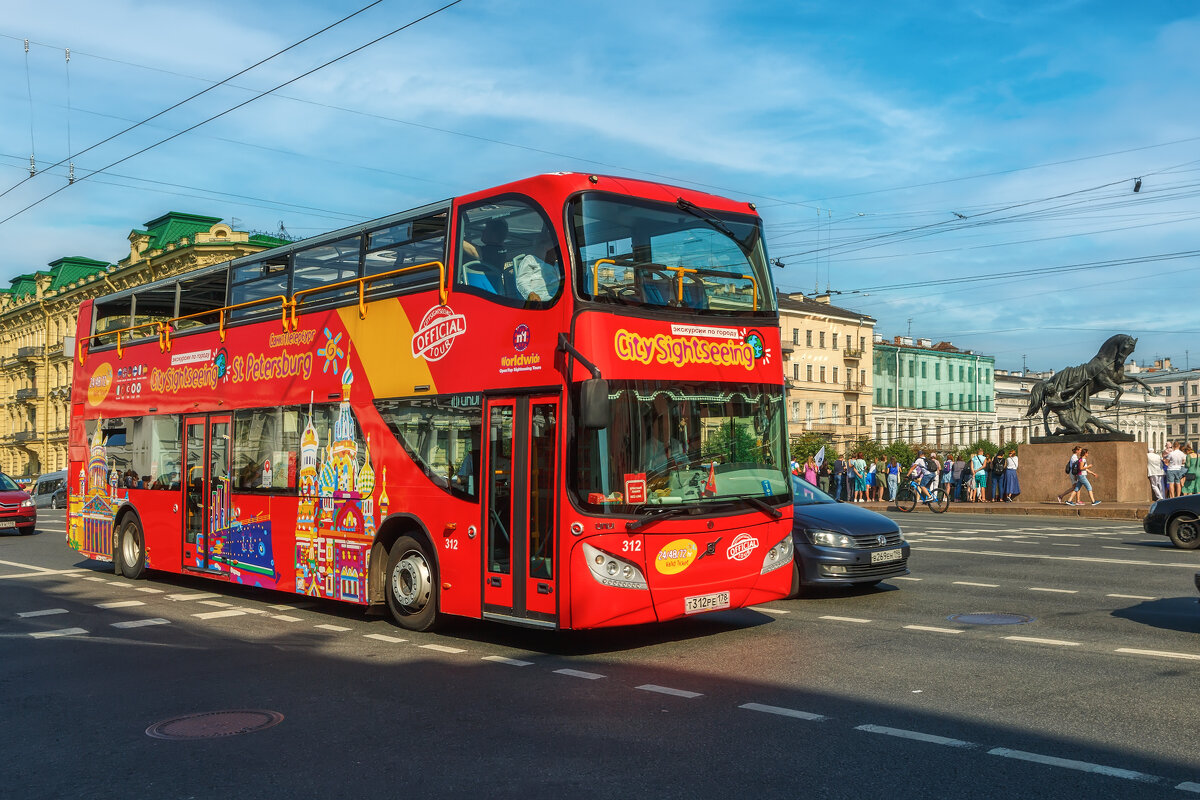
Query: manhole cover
146 710 284 740
947 612 1034 626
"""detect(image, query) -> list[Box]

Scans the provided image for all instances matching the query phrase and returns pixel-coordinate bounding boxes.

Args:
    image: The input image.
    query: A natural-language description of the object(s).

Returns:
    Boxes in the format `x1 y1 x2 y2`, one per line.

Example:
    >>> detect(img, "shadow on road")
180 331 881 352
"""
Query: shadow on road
1111 596 1200 634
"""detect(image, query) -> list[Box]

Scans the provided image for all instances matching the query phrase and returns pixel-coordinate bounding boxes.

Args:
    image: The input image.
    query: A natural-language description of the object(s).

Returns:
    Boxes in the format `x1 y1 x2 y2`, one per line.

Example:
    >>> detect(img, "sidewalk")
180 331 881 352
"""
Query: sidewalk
853 499 1151 521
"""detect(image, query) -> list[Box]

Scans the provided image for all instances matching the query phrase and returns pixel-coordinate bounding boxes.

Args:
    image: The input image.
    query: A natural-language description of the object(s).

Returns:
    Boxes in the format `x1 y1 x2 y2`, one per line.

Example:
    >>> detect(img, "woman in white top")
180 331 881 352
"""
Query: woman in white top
1003 449 1020 501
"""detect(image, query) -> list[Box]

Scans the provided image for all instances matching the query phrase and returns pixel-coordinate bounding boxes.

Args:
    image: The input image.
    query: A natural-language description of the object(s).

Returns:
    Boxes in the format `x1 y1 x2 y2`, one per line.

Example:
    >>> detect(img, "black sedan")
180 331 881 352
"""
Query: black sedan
789 476 909 596
1142 496 1200 549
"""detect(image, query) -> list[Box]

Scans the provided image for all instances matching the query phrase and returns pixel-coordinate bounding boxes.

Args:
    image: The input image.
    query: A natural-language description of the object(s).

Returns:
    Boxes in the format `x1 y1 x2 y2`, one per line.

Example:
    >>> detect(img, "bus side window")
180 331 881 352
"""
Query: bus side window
456 199 563 306
363 212 448 298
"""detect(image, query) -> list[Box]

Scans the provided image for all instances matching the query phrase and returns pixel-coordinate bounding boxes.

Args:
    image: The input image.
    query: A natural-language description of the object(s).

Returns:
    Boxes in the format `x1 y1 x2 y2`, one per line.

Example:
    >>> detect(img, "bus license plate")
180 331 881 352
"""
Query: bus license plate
871 548 901 564
684 591 730 615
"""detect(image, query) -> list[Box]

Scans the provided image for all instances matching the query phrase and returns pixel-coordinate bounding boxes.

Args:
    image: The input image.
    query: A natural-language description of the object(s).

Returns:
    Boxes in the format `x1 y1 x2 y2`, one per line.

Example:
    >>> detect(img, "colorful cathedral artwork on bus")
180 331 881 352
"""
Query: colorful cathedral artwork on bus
204 476 277 587
294 363 390 603
68 422 117 561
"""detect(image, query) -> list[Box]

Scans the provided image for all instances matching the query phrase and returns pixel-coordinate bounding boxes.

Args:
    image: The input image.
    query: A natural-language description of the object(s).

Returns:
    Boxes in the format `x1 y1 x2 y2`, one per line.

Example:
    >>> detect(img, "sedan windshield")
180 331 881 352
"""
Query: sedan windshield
791 476 835 506
572 381 789 513
570 193 776 314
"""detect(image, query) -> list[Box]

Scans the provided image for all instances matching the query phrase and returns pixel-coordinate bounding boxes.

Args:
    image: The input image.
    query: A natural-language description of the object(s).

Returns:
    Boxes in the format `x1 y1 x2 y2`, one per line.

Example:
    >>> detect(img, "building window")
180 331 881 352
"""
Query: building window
921 391 927 408
860 369 866 385
935 363 940 380
806 364 813 382
806 330 813 347
805 402 813 425
968 367 974 383
819 331 826 348
1166 386 1172 397
819 402 827 422
886 388 892 405
845 405 853 425
860 407 866 426
832 403 840 423
819 366 826 383
792 328 799 345
875 388 882 404
908 361 915 378
935 391 941 410
908 390 914 407
833 367 839 384
832 333 839 350
791 401 799 418
959 365 964 381
793 364 799 381
921 362 927 379
860 336 865 351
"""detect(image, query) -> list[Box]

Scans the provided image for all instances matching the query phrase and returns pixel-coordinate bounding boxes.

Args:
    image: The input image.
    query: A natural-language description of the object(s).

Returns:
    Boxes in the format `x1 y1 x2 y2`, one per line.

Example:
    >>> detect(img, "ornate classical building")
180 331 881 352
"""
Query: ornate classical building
0 212 287 479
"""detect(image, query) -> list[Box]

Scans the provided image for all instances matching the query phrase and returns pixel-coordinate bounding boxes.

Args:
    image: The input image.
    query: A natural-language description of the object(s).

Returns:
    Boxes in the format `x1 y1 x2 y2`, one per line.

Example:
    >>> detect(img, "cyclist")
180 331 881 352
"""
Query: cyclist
907 451 936 504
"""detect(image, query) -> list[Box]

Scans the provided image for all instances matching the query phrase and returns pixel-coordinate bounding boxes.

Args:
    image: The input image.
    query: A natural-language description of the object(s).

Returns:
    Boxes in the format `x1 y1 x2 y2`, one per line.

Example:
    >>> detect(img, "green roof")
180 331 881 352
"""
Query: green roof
140 211 222 251
10 273 38 299
47 256 111 291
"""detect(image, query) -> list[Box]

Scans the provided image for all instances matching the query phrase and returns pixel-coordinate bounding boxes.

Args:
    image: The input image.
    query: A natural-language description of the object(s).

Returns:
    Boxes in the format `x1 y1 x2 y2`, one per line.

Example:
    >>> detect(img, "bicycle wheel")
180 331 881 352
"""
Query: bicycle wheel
930 487 950 513
896 486 917 513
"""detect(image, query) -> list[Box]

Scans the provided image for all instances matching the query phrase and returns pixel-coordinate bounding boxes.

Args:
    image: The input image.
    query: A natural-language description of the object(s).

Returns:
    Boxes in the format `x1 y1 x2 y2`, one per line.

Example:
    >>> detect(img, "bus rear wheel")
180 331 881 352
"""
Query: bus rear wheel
117 517 146 579
385 535 440 631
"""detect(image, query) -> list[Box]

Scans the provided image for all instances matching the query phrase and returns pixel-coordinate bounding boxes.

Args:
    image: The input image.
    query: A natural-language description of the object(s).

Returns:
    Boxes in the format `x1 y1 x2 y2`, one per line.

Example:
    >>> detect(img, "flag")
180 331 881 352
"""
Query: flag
814 446 826 469
703 460 718 496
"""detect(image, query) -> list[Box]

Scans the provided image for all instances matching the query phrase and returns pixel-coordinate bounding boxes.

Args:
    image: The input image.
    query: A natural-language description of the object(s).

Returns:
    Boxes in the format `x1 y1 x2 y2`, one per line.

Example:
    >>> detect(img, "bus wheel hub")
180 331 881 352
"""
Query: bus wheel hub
393 553 431 609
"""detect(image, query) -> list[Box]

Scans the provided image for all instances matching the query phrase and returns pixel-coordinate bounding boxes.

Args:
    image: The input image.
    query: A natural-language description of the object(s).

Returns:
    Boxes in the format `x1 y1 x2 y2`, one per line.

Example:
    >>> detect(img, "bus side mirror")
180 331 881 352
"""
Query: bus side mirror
581 378 610 430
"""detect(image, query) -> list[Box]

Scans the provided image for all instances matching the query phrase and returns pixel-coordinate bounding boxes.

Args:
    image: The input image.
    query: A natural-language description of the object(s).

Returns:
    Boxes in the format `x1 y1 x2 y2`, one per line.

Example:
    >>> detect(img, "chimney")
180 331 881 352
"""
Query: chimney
917 338 932 348
813 293 831 304
873 332 883 343
900 337 914 346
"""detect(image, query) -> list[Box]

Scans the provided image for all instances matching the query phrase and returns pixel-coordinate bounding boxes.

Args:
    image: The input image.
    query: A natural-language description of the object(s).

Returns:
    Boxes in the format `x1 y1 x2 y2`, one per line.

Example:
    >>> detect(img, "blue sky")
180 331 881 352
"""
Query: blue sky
1 1 1198 371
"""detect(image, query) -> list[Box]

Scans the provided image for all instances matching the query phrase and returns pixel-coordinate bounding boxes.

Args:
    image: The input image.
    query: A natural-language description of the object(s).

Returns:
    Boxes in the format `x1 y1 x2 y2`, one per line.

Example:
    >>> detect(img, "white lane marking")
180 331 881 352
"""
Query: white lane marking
167 592 220 601
921 546 1197 569
238 608 269 615
95 600 145 609
17 608 68 618
364 633 407 643
953 581 999 587
820 615 872 624
1005 636 1080 647
0 569 91 580
1177 781 1200 794
107 581 131 587
637 684 702 699
83 576 108 582
905 625 964 635
1115 648 1200 661
198 600 232 608
111 618 170 629
856 724 975 748
749 606 790 614
1050 543 1081 547
0 558 54 572
892 576 922 581
483 655 533 666
134 587 163 594
315 624 351 632
1102 546 1135 551
987 748 1158 782
271 615 302 622
420 643 466 654
1107 593 1157 601
193 609 247 620
30 627 87 638
1027 587 1078 594
554 668 604 680
739 702 826 721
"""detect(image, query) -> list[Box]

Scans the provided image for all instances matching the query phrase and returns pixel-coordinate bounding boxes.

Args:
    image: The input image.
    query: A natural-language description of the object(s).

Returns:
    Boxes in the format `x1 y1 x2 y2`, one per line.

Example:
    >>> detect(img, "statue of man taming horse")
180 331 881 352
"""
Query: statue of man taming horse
1025 334 1157 436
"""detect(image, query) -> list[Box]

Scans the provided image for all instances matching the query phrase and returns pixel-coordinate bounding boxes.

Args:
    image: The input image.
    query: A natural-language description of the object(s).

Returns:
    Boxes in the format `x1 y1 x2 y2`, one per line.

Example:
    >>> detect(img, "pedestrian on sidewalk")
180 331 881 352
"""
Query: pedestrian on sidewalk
970 448 987 502
953 454 967 501
942 456 955 501
1185 445 1200 496
866 458 877 501
1167 442 1186 498
803 456 818 485
1066 448 1100 505
989 449 1007 501
818 460 832 495
887 458 900 502
851 452 867 502
1147 448 1164 501
1058 446 1081 503
832 455 846 502
1003 448 1020 501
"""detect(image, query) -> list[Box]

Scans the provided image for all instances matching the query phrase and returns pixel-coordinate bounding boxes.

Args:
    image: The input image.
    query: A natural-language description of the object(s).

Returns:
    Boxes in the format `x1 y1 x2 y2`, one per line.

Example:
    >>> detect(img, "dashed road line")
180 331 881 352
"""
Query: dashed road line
482 655 533 666
749 606 790 614
1027 587 1078 594
315 623 351 632
987 748 1158 783
1107 593 1157 601
364 633 407 643
95 600 145 609
167 592 220 601
420 643 466 654
1177 781 1200 794
1005 636 1080 647
193 609 246 620
198 600 232 608
953 581 999 588
739 702 826 721
29 627 87 639
271 614 302 622
892 576 922 581
555 668 604 680
111 618 170 629
134 587 164 593
856 724 975 748
636 684 702 699
905 625 964 635
17 608 68 618
1115 647 1200 662
820 615 872 624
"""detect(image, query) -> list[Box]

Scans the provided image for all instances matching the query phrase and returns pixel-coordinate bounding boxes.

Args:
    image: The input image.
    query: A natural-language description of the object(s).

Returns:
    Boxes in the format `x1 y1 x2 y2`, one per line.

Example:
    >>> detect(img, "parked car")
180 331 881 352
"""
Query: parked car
0 472 37 534
789 475 909 596
31 470 67 509
1142 496 1200 549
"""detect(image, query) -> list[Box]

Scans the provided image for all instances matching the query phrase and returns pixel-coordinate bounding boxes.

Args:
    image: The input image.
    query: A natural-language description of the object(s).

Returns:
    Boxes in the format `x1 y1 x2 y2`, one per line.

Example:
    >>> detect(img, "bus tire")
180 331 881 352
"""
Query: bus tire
385 535 440 631
117 517 146 579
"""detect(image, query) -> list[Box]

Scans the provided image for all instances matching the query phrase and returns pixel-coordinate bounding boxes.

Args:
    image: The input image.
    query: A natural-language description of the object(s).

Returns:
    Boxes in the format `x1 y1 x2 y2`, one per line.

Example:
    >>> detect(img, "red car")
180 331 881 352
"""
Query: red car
0 473 37 535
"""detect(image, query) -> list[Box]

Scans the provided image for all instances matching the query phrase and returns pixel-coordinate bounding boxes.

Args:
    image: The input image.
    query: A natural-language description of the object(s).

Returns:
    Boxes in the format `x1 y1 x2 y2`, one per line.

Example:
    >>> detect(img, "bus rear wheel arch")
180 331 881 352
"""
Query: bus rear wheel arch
384 534 440 631
116 514 146 579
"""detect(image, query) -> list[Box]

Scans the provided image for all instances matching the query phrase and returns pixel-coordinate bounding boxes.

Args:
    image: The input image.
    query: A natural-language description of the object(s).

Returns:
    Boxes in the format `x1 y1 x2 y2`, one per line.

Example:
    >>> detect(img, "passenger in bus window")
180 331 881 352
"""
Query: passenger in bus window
513 230 562 303
461 218 512 296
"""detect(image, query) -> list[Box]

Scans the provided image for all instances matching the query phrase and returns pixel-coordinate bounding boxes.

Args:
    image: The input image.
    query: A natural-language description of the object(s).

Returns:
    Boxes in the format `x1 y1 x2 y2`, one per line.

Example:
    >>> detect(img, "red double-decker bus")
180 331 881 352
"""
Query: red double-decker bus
67 173 793 630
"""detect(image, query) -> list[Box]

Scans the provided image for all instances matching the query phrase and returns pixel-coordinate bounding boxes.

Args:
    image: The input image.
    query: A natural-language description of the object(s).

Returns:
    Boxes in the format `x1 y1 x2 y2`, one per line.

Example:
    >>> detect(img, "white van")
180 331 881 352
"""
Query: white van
32 470 67 509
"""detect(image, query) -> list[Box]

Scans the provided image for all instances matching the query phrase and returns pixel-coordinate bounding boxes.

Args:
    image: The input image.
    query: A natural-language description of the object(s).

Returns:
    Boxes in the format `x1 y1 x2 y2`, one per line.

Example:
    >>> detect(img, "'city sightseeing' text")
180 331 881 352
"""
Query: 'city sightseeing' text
613 329 755 371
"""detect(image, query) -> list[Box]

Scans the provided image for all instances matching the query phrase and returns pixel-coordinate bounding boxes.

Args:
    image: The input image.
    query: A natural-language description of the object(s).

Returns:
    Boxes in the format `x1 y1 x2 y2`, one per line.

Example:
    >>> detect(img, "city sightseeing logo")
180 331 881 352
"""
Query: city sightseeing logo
411 304 467 362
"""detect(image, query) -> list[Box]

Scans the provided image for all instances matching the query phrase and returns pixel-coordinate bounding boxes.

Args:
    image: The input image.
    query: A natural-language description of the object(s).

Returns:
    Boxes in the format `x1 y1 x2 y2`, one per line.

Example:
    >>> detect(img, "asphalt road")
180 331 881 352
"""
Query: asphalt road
3 509 1199 799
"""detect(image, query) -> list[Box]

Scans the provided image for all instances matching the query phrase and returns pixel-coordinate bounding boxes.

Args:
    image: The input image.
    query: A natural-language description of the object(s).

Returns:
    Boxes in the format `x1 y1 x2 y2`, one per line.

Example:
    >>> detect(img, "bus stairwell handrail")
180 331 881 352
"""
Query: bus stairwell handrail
289 260 447 329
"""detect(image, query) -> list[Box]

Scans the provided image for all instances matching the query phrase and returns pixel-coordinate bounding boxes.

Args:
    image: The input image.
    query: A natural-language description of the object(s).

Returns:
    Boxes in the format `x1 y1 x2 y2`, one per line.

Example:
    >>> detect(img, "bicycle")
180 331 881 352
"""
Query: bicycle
895 478 949 513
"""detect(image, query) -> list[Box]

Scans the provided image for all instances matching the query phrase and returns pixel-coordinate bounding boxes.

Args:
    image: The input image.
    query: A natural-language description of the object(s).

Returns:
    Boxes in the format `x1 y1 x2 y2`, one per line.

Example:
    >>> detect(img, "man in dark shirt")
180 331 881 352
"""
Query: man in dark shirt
832 456 846 502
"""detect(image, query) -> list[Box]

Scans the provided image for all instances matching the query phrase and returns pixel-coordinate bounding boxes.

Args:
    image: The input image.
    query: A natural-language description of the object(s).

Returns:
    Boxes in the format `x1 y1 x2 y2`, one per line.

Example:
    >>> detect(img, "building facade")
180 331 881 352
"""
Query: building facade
0 212 287 479
1135 365 1200 448
777 292 875 447
872 335 996 448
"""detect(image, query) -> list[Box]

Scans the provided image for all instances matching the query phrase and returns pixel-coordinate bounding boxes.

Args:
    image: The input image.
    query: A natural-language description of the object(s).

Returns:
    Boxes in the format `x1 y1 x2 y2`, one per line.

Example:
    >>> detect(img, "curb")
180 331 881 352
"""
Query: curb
853 501 1149 521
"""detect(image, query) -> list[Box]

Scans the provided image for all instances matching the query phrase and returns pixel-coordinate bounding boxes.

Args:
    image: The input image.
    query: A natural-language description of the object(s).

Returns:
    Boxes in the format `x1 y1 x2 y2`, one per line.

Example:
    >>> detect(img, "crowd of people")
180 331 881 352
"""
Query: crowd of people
1147 441 1200 501
793 449 1022 504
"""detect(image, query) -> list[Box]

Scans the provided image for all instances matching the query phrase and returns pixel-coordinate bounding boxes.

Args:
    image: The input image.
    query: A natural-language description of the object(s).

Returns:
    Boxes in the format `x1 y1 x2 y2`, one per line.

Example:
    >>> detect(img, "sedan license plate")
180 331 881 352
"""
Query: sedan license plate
871 548 902 564
0 520 14 529
684 591 730 615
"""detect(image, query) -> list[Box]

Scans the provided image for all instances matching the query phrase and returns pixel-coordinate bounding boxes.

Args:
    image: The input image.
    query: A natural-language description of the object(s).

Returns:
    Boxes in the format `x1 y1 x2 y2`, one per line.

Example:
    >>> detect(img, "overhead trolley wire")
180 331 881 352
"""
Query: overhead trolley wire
0 0 463 229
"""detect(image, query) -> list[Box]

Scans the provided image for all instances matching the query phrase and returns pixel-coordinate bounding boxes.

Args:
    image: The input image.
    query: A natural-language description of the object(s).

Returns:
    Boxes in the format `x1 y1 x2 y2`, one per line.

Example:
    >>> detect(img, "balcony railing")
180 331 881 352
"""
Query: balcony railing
13 430 38 442
15 345 44 361
843 347 863 359
15 387 38 401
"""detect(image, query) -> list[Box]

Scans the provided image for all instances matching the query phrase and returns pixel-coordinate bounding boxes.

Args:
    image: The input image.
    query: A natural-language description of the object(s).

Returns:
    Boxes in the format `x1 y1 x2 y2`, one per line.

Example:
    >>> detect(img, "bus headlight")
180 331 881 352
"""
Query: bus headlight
760 534 794 575
583 542 648 590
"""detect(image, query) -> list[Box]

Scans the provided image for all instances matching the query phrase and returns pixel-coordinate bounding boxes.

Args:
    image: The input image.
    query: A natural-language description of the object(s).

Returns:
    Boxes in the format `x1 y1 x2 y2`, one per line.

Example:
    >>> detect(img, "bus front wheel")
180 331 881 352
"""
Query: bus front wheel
385 535 440 631
117 517 146 579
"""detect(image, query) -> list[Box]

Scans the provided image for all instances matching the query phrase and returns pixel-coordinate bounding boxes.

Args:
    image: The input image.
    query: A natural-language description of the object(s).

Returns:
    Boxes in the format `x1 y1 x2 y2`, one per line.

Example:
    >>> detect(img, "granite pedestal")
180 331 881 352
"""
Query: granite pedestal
1016 438 1151 504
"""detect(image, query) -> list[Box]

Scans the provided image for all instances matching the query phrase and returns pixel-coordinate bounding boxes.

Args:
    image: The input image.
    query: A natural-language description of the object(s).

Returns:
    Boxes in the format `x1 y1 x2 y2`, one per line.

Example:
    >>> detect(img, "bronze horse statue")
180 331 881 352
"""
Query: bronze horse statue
1025 334 1156 436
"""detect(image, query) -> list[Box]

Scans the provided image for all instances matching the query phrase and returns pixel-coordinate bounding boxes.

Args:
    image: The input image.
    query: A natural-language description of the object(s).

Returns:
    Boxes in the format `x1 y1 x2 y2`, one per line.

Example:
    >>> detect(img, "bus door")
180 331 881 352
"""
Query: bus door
181 414 231 575
482 394 560 625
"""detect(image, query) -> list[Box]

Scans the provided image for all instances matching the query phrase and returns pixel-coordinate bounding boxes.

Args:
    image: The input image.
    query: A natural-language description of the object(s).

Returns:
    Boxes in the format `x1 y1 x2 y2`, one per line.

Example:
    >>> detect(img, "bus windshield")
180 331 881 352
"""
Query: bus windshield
572 381 789 513
570 193 776 313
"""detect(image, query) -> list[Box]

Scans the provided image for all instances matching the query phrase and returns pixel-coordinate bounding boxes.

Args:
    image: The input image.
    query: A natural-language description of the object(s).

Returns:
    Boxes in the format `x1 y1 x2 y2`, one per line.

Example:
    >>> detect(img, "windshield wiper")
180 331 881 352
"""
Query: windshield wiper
676 197 754 255
625 505 695 532
716 494 784 520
